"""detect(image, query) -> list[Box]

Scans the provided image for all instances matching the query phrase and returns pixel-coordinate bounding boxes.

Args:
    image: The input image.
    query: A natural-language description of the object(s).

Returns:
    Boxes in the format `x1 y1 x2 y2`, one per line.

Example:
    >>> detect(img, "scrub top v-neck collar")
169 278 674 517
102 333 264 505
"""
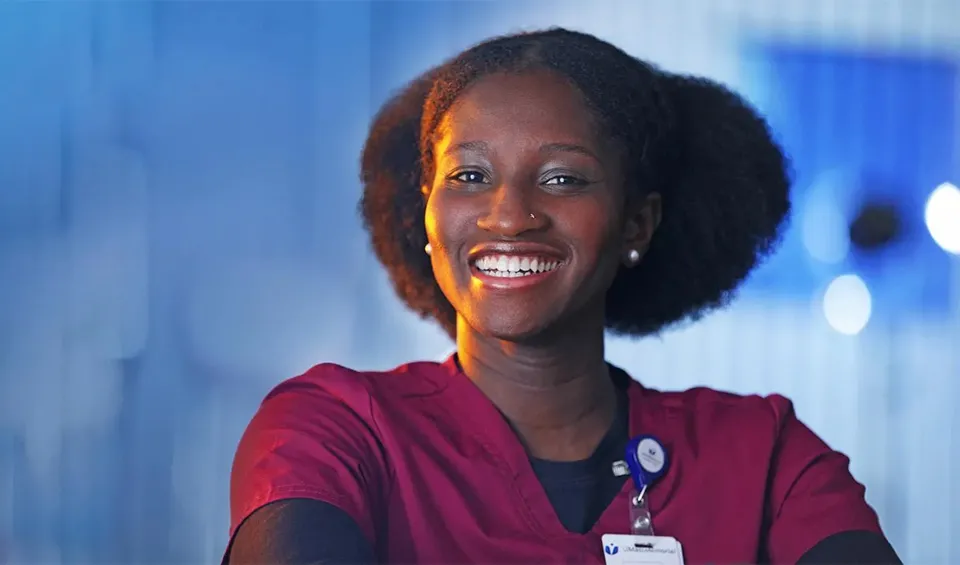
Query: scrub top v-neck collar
435 355 681 544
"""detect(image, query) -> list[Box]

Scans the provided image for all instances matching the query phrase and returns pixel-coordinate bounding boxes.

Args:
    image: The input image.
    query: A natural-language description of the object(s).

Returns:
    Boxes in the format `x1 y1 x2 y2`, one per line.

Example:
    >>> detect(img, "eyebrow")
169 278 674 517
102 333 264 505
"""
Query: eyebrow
540 142 601 163
446 140 489 156
444 140 601 163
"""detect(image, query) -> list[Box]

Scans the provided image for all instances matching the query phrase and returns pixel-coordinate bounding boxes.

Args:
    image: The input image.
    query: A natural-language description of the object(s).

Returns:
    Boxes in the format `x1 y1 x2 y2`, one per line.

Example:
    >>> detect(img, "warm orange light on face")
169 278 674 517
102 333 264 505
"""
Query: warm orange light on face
423 187 466 314
424 195 441 251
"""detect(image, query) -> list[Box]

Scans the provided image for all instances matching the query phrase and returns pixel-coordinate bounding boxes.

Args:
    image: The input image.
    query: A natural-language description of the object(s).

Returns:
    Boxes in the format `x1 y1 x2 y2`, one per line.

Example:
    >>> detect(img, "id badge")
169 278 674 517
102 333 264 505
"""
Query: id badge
601 534 684 565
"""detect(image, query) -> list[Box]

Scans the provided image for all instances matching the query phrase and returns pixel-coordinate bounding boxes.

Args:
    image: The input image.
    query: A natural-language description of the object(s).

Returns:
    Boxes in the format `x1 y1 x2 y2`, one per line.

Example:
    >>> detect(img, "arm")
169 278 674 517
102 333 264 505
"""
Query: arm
764 396 901 565
797 531 901 564
223 367 389 564
228 499 375 565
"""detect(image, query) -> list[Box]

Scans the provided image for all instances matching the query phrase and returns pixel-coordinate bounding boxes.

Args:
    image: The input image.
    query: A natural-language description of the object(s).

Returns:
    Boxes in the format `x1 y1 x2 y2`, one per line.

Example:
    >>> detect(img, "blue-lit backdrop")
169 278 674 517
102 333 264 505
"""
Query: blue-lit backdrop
742 45 956 319
1 2 957 564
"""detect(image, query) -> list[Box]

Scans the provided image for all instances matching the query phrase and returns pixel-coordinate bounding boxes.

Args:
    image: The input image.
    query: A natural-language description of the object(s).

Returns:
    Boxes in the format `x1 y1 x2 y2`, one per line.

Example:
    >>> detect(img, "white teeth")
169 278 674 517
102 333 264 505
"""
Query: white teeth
473 254 561 277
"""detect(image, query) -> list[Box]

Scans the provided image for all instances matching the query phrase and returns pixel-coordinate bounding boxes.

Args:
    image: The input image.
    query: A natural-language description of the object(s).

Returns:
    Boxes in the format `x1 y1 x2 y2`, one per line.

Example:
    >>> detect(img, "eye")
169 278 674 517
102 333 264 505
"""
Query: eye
543 174 586 186
451 170 488 184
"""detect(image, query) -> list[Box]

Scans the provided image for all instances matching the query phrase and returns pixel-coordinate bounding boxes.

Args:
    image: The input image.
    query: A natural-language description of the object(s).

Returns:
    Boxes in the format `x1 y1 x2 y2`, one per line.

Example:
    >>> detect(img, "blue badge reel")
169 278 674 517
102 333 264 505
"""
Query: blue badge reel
625 435 668 493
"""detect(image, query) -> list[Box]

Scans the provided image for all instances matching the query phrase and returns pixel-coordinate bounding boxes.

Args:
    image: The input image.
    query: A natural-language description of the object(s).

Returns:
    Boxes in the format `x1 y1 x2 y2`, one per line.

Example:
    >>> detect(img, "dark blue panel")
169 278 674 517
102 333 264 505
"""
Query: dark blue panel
740 44 957 317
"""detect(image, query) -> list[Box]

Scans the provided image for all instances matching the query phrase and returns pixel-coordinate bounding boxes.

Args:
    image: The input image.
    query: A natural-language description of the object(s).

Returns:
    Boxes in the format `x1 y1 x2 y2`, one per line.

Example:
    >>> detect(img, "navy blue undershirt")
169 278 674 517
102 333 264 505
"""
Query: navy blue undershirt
528 367 630 534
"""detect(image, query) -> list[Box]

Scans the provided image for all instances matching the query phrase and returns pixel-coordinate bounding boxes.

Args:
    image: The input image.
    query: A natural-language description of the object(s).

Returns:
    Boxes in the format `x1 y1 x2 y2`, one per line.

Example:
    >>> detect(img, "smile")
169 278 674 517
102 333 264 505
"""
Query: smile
473 255 561 278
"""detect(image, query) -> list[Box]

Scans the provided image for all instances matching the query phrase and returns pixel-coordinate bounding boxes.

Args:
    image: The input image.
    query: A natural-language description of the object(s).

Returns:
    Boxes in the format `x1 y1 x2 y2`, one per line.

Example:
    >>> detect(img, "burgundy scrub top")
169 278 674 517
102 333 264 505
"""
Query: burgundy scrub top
229 356 883 564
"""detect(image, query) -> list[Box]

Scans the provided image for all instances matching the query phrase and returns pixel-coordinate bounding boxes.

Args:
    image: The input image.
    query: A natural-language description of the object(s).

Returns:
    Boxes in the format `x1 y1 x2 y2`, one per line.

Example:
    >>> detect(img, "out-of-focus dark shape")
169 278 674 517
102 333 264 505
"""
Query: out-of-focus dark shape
849 200 902 251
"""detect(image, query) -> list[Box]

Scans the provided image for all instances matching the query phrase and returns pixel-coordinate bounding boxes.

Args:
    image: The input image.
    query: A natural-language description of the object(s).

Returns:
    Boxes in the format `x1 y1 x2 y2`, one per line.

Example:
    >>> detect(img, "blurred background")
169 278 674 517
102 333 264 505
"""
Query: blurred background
1 0 958 563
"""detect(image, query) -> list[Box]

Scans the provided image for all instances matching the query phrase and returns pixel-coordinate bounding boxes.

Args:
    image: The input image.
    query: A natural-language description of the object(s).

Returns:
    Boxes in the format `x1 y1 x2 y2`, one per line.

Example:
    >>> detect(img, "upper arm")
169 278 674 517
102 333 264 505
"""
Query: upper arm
763 395 893 564
227 368 389 555
228 498 376 565
797 531 902 565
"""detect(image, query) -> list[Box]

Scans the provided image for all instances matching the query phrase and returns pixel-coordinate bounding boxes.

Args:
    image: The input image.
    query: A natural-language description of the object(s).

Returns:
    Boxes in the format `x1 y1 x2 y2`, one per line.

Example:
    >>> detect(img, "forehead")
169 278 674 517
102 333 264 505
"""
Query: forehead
435 70 601 148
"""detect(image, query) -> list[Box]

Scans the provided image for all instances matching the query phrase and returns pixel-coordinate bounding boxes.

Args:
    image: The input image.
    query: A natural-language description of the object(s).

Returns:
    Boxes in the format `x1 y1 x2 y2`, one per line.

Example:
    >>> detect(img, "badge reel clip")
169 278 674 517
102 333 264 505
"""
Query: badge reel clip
624 435 668 536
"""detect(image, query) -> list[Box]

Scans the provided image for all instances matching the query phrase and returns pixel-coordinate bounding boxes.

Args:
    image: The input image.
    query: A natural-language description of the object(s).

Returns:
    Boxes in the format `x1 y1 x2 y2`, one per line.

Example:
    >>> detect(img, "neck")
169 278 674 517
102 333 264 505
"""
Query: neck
455 311 618 462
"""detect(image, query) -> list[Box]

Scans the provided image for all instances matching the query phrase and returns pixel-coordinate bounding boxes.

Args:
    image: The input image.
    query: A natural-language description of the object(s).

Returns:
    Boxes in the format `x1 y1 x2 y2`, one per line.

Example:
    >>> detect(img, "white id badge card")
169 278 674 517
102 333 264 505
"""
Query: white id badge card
601 534 684 565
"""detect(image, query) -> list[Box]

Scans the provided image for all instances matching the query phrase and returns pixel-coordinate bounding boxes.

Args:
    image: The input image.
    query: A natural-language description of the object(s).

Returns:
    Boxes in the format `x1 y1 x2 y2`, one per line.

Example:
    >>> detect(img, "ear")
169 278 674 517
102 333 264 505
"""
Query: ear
621 192 662 266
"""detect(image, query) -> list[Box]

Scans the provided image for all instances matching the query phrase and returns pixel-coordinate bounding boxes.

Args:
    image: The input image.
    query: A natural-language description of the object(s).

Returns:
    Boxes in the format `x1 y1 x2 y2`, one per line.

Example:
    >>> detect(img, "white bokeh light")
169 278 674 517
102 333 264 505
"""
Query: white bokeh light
925 182 960 255
822 274 872 335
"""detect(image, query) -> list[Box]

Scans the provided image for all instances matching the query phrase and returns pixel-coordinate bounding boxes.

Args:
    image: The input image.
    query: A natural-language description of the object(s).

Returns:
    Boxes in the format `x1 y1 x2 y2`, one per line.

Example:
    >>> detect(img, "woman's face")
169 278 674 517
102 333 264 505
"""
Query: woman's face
424 70 650 340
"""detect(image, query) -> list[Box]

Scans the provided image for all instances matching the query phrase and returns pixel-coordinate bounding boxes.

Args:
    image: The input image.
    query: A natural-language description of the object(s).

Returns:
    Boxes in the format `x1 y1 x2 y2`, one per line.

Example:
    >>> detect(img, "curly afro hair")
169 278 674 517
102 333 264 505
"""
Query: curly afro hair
360 28 791 338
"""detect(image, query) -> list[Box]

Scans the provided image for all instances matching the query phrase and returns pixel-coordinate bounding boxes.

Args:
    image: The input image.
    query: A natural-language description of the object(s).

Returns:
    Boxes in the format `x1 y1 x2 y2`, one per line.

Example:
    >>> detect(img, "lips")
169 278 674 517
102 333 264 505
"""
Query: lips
467 242 566 287
472 254 561 277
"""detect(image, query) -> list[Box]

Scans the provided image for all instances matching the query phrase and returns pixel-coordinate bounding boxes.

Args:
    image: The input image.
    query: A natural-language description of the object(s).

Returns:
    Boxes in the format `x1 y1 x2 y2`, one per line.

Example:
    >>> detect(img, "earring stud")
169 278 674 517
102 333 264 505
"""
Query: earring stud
627 249 641 265
424 243 432 255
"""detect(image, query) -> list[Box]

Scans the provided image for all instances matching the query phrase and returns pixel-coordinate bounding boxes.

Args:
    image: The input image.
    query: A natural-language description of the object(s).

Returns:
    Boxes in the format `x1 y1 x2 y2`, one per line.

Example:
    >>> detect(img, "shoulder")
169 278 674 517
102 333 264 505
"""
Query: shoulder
229 359 449 540
650 383 792 413
238 358 453 462
647 385 798 439
259 358 452 417
639 385 829 480
641 385 885 562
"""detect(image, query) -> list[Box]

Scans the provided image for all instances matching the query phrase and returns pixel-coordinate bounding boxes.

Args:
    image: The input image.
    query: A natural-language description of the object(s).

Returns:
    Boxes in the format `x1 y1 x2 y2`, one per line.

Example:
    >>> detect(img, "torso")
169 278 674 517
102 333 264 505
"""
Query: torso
368 357 772 564
232 355 881 564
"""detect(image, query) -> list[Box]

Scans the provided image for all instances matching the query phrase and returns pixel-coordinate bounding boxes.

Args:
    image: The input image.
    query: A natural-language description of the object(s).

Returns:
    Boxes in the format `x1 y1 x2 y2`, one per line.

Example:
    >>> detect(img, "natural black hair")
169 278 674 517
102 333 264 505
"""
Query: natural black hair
360 28 791 338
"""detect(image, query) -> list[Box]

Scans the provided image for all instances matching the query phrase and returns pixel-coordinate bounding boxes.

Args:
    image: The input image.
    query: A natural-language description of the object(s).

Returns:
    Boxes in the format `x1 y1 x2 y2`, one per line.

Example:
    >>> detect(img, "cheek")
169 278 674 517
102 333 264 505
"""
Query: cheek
556 199 623 256
423 193 442 245
424 191 471 254
424 192 474 304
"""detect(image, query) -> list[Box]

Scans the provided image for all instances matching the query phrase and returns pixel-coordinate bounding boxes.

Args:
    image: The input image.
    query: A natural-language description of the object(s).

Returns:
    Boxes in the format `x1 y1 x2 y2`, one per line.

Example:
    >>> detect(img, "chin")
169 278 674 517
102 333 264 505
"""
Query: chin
467 311 560 343
484 326 546 343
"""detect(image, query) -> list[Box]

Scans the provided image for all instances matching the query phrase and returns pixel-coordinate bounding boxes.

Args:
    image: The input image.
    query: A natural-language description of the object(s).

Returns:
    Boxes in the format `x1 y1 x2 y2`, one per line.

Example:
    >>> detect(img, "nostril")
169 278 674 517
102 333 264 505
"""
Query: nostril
477 207 546 236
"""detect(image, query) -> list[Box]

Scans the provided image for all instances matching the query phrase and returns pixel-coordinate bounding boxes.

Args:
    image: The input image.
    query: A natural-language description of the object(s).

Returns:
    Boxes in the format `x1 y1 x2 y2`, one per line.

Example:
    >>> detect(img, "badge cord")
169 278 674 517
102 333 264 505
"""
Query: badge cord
619 436 668 536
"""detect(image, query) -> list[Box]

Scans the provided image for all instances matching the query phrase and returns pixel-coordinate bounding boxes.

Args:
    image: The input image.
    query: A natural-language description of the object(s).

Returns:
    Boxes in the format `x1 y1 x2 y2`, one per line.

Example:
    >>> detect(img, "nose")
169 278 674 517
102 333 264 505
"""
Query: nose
476 183 546 236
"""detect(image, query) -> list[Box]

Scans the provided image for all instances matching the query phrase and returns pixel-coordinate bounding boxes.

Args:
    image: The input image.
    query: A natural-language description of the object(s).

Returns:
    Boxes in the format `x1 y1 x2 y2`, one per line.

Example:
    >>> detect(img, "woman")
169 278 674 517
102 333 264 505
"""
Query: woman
225 28 900 564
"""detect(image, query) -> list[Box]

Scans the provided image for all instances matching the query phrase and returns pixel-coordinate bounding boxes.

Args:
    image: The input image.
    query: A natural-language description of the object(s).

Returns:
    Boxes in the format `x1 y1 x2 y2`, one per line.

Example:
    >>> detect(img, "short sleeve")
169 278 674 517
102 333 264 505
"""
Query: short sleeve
228 365 389 546
764 395 883 564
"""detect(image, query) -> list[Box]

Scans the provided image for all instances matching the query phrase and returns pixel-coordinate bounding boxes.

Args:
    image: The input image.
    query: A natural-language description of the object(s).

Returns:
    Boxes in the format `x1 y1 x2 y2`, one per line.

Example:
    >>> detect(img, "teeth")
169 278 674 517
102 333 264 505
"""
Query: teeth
474 254 561 277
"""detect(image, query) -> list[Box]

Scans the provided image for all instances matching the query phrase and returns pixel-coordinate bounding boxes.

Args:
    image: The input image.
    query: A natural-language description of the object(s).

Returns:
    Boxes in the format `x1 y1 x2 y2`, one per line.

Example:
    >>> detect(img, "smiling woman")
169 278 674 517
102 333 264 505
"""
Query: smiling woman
424 70 649 341
224 28 901 565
